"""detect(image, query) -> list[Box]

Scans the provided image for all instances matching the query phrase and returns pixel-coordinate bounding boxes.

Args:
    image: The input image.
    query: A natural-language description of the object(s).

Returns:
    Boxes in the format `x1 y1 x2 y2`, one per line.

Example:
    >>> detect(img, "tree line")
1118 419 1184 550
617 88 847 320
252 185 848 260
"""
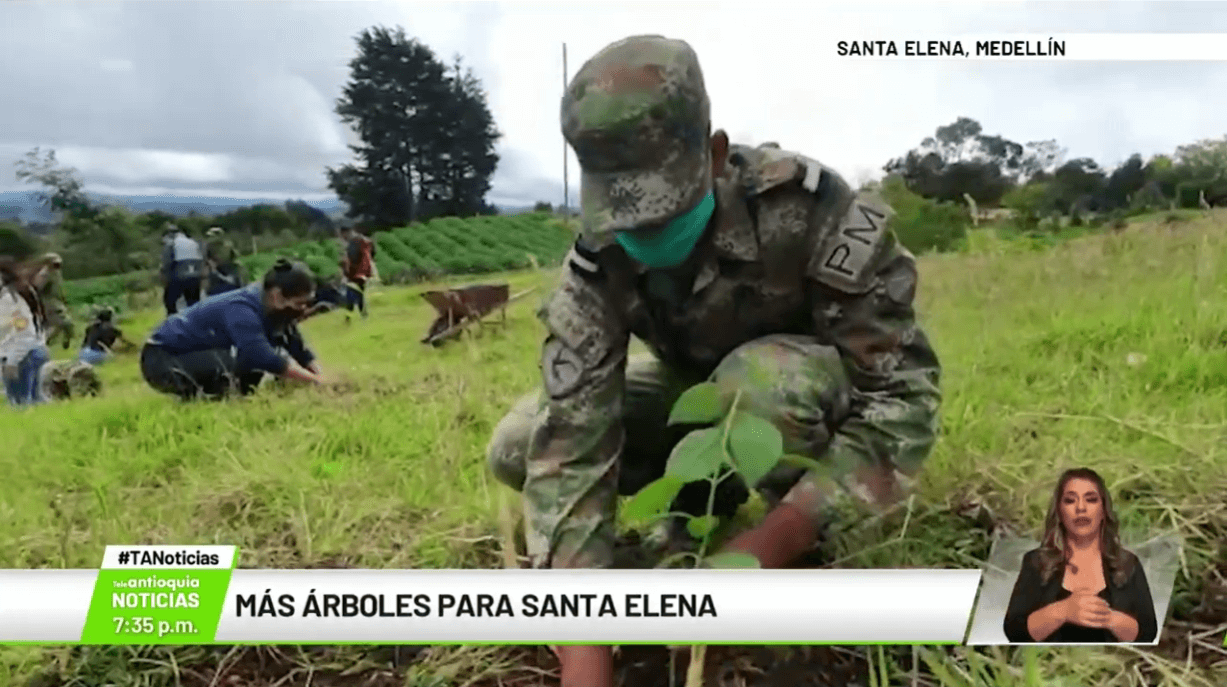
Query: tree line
885 116 1227 214
877 116 1227 253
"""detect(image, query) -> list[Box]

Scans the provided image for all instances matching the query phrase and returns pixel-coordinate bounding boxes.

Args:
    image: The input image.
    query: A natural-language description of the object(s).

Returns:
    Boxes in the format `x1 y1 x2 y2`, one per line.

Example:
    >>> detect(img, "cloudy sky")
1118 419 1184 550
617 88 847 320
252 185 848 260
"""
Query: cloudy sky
1 0 1225 208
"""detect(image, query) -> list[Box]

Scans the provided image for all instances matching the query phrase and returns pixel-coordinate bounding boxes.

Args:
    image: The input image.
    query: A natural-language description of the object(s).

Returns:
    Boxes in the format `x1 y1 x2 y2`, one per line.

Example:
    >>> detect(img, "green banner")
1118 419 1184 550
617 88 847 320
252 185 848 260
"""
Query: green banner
79 566 234 643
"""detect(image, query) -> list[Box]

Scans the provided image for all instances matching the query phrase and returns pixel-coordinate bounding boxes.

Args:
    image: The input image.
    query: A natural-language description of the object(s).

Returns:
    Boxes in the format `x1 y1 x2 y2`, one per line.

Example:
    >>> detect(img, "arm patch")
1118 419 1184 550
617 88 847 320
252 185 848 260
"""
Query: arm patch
542 337 585 398
809 193 893 293
536 274 624 400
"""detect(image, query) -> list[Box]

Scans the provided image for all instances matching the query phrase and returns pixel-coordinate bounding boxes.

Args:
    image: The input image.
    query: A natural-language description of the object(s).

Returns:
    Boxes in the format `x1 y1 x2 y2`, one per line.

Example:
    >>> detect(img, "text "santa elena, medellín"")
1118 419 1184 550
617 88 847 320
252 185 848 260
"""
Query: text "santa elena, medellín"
836 39 1066 57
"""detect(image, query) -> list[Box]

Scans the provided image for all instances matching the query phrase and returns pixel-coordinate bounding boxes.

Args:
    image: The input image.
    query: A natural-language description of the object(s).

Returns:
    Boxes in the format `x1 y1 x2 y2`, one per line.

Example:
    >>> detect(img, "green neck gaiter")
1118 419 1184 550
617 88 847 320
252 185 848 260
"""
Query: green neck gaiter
615 191 716 269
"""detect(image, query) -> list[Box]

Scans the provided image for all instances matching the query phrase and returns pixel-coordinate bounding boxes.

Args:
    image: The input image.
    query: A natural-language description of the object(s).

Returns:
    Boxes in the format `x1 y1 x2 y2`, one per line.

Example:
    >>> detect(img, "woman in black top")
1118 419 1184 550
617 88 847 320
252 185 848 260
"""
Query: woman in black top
1003 468 1158 643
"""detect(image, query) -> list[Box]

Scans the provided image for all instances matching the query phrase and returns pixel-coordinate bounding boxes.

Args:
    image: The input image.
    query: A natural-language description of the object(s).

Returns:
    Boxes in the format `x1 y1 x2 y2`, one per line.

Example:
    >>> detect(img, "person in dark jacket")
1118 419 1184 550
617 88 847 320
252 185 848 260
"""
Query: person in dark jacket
140 259 330 400
78 308 133 366
297 275 346 322
161 225 205 315
1003 468 1158 643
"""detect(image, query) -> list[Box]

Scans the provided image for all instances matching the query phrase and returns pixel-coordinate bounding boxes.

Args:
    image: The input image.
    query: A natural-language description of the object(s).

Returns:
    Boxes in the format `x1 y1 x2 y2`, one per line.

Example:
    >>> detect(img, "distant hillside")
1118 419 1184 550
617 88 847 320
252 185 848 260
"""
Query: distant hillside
0 191 549 225
0 191 347 224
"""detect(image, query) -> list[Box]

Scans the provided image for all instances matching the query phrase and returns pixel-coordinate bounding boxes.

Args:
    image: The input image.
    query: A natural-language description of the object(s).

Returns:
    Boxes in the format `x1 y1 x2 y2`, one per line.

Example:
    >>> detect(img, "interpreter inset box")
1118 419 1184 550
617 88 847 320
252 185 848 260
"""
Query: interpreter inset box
965 467 1180 645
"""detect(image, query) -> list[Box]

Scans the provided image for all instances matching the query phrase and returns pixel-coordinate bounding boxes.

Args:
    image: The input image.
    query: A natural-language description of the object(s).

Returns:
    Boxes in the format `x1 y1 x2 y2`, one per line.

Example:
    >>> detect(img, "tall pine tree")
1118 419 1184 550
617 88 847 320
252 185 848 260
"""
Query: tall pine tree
327 27 500 227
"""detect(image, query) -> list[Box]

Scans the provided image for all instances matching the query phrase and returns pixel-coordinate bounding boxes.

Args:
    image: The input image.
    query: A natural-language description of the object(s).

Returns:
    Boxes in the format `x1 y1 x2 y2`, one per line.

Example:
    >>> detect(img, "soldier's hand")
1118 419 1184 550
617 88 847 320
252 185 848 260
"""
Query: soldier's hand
1 364 18 382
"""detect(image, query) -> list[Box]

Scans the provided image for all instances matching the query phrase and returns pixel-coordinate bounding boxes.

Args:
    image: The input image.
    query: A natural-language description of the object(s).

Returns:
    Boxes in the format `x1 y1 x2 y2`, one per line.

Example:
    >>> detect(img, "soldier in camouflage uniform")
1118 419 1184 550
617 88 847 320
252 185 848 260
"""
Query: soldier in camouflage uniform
485 35 942 686
205 227 244 297
34 253 74 350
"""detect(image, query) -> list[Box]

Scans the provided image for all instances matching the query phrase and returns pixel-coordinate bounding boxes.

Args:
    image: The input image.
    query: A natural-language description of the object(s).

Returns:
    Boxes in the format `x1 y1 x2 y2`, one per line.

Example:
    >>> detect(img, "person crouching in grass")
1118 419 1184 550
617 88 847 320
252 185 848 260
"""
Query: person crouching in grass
78 308 134 366
140 258 333 400
297 275 347 322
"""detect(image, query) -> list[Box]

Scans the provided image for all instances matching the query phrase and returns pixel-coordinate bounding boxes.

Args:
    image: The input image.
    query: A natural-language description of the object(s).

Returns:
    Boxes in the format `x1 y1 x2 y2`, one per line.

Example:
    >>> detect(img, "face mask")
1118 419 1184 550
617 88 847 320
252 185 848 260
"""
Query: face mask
615 191 715 269
267 292 308 322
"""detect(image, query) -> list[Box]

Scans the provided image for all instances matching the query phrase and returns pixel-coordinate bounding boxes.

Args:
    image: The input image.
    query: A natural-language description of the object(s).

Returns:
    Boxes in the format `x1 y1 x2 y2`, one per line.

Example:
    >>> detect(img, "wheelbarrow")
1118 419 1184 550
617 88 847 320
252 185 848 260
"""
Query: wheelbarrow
420 283 537 346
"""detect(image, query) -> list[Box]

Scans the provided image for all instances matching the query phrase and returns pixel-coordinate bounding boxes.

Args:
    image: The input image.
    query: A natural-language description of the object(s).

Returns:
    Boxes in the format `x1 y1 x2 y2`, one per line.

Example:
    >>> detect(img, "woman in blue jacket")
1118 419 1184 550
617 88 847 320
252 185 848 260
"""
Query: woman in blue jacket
141 259 331 400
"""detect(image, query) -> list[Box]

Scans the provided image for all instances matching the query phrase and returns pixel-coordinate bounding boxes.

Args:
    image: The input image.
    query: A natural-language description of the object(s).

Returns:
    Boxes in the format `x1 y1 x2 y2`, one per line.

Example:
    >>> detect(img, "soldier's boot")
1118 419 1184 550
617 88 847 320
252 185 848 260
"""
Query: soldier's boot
43 361 102 400
67 363 102 397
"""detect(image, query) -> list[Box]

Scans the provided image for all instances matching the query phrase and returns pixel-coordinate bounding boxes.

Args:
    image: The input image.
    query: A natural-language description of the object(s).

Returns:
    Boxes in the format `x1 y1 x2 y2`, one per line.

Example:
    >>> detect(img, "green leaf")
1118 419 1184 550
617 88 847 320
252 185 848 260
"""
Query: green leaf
622 475 684 527
665 427 725 482
667 382 727 426
779 453 827 474
686 515 719 540
654 551 700 569
702 551 761 569
728 413 784 487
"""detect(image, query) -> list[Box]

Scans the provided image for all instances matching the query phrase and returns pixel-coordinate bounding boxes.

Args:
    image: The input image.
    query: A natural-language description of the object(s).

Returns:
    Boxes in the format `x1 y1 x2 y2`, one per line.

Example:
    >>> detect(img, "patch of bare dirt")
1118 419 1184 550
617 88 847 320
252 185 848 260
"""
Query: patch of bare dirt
1150 621 1227 674
457 645 872 687
177 646 403 687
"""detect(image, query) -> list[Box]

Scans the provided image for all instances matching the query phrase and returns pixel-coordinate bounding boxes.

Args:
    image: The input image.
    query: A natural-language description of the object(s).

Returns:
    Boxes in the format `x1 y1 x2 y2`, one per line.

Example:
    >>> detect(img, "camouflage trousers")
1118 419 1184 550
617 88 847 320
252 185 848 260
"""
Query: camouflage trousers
487 334 856 553
39 359 102 401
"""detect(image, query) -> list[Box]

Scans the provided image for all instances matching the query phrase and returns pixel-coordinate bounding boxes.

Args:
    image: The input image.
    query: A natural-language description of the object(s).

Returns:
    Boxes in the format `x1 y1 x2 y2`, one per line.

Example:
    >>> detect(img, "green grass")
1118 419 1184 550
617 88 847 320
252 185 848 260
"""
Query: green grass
3 212 1226 686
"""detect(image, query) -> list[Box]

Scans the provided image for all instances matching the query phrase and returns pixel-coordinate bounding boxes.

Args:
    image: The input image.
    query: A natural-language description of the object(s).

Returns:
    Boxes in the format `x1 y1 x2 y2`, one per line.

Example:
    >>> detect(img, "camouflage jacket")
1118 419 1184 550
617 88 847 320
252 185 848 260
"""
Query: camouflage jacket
37 269 66 305
206 239 238 267
527 142 943 568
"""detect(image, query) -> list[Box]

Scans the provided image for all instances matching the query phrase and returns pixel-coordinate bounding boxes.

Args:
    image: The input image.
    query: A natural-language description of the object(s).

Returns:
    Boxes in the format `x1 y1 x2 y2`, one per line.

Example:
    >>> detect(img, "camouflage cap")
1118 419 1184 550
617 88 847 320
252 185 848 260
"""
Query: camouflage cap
561 35 711 244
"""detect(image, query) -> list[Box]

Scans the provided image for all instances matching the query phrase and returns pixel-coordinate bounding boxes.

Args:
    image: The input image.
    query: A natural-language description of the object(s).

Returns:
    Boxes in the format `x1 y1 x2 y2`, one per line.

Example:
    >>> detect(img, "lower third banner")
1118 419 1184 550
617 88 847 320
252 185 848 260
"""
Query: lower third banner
0 546 983 644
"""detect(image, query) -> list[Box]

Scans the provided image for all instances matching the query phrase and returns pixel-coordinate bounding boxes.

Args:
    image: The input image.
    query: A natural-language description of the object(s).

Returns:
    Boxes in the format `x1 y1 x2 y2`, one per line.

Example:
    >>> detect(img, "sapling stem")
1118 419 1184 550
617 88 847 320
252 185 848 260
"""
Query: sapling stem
687 391 740 687
684 644 707 687
696 390 741 562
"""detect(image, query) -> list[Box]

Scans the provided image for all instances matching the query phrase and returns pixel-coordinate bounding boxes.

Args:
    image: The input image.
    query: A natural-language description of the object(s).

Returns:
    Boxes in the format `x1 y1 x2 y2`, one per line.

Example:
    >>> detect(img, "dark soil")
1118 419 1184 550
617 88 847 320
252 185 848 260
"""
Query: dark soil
156 645 872 687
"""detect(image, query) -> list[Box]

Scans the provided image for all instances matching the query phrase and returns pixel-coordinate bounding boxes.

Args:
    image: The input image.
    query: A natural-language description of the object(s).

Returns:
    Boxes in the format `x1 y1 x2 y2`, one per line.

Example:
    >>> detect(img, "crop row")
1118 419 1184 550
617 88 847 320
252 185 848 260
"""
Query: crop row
373 212 572 281
64 212 576 305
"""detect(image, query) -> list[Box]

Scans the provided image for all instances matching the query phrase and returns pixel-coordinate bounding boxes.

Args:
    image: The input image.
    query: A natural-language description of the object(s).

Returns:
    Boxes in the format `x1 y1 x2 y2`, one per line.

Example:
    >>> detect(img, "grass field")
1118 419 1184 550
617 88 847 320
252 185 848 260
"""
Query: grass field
2 212 1226 686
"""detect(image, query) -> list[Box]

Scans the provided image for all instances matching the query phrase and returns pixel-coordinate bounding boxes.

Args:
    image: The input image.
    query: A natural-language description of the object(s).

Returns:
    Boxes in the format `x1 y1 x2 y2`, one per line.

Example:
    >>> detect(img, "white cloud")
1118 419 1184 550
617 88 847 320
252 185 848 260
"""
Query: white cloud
99 58 134 73
84 183 338 201
3 0 1227 206
55 147 234 184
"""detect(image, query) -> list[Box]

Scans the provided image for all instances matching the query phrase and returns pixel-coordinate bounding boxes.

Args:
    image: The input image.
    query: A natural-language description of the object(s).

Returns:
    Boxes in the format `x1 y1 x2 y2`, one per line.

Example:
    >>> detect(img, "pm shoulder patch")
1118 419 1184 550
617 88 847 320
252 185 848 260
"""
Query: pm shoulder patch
809 193 894 293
